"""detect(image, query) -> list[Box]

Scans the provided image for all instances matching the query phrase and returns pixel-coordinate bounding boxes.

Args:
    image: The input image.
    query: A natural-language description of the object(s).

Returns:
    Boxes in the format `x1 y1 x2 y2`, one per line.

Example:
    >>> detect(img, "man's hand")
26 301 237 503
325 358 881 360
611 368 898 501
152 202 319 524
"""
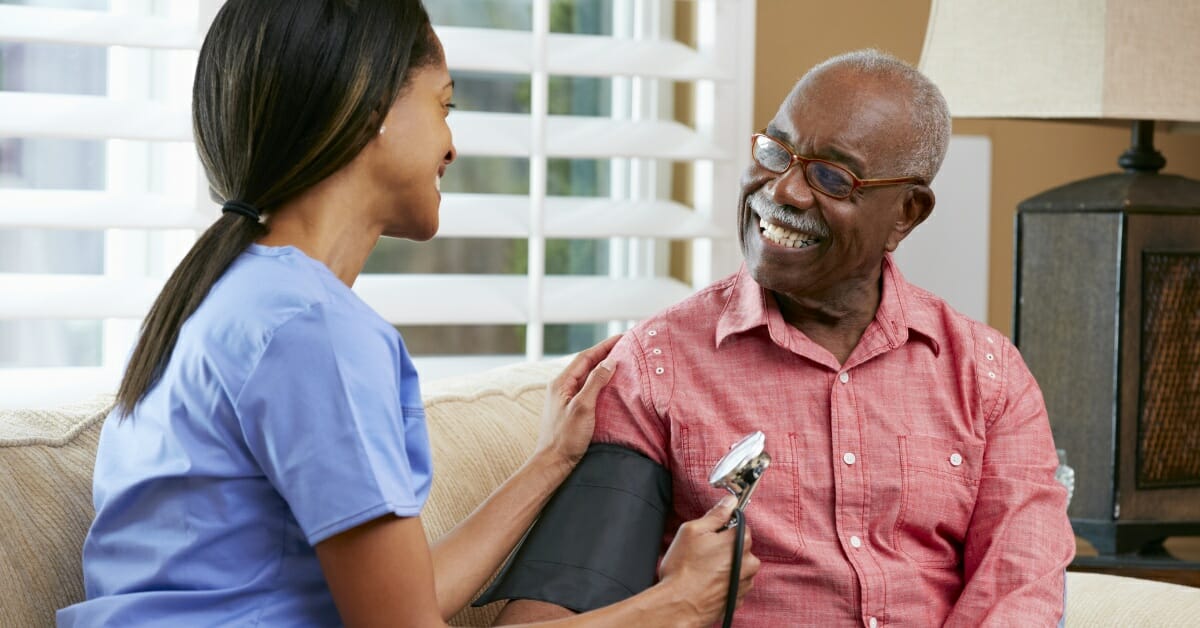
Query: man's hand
657 495 761 623
533 335 619 469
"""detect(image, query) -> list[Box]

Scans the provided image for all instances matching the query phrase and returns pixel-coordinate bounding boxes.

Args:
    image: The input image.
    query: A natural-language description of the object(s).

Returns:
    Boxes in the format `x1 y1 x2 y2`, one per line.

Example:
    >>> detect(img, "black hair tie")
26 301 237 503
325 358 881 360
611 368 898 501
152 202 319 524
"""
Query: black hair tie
222 200 261 221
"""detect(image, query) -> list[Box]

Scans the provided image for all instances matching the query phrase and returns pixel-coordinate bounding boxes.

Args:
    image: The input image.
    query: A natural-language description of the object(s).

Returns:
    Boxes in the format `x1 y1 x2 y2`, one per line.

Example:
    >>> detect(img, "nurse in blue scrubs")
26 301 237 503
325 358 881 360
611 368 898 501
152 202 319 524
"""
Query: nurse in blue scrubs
57 1 757 626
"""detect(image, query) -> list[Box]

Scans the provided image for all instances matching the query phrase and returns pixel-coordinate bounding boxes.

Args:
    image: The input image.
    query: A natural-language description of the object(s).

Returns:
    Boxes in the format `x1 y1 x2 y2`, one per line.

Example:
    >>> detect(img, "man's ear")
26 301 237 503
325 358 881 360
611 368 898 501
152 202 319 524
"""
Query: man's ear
885 184 935 252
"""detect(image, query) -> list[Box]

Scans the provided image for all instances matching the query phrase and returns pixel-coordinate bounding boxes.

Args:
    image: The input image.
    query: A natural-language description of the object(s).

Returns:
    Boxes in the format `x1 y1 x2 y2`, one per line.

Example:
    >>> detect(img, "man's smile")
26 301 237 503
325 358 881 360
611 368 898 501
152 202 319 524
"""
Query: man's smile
759 217 822 248
746 191 826 250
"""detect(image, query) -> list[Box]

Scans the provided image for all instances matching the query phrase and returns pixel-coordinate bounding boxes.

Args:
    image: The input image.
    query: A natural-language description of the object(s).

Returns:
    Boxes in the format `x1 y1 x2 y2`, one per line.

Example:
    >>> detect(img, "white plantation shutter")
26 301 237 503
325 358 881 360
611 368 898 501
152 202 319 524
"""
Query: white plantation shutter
0 0 756 409
0 0 206 411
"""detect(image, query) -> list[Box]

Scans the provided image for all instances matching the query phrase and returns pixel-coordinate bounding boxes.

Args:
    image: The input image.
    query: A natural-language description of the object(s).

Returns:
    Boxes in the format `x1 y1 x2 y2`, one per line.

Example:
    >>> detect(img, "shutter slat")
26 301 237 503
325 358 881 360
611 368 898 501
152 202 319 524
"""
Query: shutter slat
359 275 695 324
449 112 727 160
0 190 724 239
0 11 727 81
0 273 694 324
437 27 531 74
438 194 726 238
439 26 729 80
0 274 163 319
544 276 695 322
0 5 199 49
354 275 529 325
0 92 188 141
0 93 724 160
546 32 729 81
0 190 205 230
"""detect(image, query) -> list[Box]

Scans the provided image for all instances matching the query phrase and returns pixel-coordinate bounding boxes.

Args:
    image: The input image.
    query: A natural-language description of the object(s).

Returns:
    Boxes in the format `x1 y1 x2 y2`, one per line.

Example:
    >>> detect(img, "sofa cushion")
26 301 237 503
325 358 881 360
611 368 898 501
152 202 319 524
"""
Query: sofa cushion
1065 571 1200 627
0 395 111 628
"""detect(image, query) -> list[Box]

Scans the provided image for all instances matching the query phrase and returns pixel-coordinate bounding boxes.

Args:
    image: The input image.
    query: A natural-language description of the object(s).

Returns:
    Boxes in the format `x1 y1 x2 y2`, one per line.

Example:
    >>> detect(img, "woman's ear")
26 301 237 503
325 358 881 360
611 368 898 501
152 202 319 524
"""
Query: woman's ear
885 185 935 252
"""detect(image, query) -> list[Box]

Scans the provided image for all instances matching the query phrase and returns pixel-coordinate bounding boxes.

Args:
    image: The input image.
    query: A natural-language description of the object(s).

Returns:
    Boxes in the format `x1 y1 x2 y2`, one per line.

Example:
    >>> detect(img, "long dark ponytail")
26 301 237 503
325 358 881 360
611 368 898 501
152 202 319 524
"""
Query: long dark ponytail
115 0 442 415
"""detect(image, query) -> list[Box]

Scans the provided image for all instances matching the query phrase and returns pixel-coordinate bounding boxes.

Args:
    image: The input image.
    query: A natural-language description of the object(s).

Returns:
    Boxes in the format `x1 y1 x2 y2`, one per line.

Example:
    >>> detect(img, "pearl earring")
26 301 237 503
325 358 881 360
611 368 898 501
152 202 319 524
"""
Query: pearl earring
378 125 386 136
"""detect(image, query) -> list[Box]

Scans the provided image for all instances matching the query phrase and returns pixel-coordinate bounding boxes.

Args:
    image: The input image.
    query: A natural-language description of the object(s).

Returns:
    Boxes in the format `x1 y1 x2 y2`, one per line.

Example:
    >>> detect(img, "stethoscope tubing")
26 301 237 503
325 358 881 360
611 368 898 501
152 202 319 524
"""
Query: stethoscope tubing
722 508 746 628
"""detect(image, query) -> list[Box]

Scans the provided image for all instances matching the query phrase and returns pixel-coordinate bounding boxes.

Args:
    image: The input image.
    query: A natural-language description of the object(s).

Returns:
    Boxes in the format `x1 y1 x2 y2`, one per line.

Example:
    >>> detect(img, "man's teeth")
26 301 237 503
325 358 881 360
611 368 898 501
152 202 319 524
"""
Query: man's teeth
759 217 820 248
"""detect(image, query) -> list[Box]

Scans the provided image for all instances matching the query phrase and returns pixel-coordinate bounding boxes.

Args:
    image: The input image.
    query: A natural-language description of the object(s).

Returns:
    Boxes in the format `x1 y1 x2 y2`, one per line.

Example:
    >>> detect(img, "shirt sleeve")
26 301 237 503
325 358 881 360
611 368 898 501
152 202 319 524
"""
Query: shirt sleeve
945 337 1075 627
234 302 432 546
593 330 670 466
471 331 674 609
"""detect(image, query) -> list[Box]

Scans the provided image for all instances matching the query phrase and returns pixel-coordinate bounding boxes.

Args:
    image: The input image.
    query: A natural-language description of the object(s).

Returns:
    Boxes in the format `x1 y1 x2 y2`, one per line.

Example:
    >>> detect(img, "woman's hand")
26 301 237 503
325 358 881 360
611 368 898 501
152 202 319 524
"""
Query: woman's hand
656 496 762 625
533 334 620 469
426 335 619 620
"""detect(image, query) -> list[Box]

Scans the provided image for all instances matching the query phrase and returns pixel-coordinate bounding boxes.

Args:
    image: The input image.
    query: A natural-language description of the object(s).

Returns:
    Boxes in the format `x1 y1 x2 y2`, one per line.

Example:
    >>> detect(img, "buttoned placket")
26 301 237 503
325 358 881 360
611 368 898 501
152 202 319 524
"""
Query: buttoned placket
830 364 886 628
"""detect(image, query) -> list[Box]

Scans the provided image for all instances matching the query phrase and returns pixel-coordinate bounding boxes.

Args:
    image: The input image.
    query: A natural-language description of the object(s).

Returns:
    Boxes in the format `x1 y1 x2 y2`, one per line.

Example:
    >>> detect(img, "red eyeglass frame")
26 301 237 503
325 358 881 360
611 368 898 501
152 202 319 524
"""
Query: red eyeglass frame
751 132 924 199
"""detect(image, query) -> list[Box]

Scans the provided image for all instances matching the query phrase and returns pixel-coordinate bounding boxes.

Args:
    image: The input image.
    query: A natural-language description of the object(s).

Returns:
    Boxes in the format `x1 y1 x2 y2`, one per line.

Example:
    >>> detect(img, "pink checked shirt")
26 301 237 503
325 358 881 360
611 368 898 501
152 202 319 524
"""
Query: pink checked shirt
593 256 1074 627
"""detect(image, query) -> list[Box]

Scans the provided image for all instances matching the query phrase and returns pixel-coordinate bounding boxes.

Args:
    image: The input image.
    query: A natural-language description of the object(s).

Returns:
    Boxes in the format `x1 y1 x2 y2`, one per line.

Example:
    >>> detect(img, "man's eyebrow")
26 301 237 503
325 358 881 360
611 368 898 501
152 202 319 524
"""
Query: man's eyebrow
764 122 789 143
822 147 865 176
444 79 455 90
764 123 866 176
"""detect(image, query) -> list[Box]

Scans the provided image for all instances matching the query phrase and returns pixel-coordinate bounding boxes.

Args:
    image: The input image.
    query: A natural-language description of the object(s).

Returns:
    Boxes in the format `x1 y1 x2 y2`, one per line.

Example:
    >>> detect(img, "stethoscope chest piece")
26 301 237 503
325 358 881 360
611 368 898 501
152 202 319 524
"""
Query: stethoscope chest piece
708 430 771 514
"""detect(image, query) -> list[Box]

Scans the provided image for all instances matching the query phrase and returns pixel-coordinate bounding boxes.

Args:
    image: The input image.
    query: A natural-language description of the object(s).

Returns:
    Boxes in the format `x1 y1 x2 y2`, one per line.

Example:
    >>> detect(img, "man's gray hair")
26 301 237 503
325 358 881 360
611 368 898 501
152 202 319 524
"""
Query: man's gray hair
804 49 952 183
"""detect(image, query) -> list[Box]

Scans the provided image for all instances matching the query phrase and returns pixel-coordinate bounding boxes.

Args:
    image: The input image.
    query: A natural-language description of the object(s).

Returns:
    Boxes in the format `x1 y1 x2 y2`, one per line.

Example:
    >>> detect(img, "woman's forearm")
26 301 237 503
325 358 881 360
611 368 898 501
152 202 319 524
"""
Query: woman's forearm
429 450 573 620
508 579 699 628
429 339 618 620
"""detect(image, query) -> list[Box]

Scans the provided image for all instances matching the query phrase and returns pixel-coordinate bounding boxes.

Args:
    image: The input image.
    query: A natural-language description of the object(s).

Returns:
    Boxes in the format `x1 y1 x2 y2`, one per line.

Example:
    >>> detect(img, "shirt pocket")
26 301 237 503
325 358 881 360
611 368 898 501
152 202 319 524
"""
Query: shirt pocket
680 425 805 562
892 434 983 567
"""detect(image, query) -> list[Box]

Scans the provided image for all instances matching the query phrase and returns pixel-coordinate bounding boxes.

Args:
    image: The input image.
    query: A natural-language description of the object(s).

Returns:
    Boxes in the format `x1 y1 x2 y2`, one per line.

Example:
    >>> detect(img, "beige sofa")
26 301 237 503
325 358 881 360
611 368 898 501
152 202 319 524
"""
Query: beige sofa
4 360 1199 627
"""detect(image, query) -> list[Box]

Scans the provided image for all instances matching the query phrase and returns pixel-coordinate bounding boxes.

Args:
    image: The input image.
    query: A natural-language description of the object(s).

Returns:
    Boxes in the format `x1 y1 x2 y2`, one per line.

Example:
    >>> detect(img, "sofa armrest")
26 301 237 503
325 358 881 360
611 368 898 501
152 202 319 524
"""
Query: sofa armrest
0 395 112 628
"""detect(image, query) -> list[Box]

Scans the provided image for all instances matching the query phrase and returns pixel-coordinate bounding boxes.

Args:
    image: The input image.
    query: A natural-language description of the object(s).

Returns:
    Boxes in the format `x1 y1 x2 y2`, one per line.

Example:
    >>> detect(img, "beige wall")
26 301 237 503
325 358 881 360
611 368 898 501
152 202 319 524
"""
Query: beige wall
755 0 1200 335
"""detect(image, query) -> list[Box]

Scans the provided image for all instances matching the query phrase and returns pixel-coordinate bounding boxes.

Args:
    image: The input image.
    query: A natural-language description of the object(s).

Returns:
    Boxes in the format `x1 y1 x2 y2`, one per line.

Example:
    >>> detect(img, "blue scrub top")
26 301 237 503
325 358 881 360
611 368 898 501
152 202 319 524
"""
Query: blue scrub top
58 244 432 627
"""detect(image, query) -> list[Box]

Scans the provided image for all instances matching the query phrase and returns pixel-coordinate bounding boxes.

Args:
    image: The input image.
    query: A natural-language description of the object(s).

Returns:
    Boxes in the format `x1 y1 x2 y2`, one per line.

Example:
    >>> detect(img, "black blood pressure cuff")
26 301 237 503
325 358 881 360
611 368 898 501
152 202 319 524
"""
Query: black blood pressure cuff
472 443 672 612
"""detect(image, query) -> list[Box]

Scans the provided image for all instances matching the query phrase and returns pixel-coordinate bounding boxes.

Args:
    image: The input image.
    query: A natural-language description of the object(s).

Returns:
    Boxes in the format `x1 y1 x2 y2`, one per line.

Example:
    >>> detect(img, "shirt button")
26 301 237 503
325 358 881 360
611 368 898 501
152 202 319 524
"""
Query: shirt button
850 535 862 548
950 452 963 466
843 452 856 465
655 367 665 375
647 329 657 336
869 617 878 628
652 348 662 355
839 372 850 383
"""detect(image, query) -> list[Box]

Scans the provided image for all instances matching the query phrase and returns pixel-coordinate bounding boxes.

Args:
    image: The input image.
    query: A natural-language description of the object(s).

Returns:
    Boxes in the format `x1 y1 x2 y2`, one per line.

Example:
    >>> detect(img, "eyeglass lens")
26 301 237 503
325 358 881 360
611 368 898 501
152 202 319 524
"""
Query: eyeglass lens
752 135 856 198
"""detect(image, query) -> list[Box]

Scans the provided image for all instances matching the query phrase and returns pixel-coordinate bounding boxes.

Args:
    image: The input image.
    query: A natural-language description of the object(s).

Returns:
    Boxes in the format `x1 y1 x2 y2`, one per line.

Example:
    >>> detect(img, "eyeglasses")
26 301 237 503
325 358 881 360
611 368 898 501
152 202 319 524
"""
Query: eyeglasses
750 133 923 200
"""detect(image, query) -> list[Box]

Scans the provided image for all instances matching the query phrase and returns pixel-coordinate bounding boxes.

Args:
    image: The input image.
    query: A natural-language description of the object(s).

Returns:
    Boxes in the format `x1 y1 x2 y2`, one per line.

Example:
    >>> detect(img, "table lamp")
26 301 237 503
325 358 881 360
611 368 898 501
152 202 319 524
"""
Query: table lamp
920 0 1200 556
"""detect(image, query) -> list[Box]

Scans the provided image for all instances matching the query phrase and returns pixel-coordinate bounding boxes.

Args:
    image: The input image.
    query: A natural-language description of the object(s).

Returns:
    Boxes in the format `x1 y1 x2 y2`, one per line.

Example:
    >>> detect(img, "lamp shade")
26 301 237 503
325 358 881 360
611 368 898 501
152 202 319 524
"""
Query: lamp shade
919 0 1200 123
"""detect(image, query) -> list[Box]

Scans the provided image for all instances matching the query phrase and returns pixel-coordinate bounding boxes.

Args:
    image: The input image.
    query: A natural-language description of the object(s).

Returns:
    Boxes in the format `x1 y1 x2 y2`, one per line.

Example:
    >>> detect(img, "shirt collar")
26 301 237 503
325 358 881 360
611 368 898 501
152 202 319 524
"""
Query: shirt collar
714 254 942 357
714 265 770 345
875 254 942 356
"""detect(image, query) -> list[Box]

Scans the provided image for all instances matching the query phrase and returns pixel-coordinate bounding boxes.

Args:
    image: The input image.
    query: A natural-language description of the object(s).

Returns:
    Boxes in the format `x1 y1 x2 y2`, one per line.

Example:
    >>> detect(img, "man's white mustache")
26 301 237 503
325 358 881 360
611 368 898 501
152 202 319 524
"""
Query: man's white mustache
747 192 828 238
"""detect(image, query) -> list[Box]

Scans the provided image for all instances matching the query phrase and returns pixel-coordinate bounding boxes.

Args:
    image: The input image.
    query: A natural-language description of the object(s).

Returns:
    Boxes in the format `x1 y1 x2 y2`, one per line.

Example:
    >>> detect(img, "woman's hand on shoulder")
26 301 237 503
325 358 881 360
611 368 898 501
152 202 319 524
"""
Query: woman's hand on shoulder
534 334 620 469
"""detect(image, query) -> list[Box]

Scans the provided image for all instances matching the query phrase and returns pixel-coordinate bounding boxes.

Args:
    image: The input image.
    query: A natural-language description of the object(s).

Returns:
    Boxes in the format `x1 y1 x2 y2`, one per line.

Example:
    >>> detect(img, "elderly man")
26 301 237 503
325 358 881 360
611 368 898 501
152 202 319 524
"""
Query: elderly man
486 49 1075 627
